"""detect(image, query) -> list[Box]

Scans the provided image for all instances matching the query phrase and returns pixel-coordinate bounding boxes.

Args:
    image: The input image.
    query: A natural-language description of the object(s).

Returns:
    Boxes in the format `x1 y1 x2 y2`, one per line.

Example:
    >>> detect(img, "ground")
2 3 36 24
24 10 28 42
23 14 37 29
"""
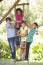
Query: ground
0 59 43 65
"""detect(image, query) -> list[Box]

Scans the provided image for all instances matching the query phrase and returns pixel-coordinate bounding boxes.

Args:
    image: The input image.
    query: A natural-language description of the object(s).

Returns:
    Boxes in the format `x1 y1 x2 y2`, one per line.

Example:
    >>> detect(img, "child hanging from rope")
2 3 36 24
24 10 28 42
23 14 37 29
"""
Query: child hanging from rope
17 21 30 60
15 8 24 27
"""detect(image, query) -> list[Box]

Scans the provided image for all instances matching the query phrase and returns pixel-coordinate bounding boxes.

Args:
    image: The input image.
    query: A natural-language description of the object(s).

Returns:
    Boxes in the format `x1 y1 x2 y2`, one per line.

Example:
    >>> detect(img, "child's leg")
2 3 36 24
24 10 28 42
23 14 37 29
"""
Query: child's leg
20 42 24 60
22 42 26 60
25 42 31 60
8 37 16 62
16 36 20 47
20 48 24 60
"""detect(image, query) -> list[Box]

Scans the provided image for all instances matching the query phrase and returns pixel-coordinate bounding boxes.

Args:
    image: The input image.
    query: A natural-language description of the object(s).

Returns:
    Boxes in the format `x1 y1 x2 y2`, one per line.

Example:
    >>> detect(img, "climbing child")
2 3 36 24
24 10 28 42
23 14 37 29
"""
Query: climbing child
15 8 24 47
15 8 24 27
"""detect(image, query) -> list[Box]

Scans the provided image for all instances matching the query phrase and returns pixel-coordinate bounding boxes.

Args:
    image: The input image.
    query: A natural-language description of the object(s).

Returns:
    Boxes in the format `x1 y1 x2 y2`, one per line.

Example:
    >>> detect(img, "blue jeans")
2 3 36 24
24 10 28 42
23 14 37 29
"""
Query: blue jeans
16 36 21 46
25 42 31 60
8 37 16 59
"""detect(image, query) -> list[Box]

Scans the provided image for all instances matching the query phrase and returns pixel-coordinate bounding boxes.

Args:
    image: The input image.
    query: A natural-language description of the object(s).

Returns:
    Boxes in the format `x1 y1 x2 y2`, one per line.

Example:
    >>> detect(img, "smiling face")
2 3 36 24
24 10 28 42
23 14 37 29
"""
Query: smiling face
6 19 11 24
21 23 25 28
32 23 38 28
6 17 12 24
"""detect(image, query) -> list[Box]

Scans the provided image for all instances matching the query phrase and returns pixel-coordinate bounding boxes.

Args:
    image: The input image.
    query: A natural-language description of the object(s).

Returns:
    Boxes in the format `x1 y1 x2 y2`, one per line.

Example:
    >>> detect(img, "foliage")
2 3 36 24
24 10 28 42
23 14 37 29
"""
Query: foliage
39 26 43 38
0 39 11 59
0 38 21 59
30 43 43 61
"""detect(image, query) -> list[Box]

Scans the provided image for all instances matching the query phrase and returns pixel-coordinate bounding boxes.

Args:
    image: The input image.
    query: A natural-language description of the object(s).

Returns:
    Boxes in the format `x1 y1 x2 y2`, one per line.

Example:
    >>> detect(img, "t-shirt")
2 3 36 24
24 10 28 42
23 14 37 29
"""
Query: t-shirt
27 28 36 42
20 26 29 42
6 23 16 38
15 13 24 21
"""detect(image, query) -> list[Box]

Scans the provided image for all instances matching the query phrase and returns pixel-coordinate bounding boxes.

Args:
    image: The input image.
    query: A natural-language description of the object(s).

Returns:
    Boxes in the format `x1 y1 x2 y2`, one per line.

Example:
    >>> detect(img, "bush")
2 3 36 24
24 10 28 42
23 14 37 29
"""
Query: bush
30 43 43 61
0 39 11 59
0 39 20 59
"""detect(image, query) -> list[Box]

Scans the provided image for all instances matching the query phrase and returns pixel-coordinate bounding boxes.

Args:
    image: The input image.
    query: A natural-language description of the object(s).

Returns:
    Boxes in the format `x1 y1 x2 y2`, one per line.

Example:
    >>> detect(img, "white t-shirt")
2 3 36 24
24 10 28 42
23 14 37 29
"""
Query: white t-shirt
20 26 30 42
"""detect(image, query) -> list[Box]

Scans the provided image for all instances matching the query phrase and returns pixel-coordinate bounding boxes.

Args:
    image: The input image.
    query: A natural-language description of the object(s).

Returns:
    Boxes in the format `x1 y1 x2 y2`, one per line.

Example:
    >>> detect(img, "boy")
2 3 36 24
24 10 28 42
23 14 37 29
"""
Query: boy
6 17 16 63
18 21 29 60
25 23 38 61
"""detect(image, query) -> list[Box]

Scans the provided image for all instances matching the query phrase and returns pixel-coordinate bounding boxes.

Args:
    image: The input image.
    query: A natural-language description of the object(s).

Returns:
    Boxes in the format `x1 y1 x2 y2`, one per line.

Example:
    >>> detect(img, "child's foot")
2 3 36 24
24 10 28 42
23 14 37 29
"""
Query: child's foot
24 59 29 61
14 59 16 63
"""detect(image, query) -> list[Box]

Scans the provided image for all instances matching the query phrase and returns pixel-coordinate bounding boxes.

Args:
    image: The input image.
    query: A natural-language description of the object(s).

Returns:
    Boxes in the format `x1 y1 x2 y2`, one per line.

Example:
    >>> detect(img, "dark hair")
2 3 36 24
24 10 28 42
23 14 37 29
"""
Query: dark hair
16 8 22 13
6 17 12 21
33 23 38 28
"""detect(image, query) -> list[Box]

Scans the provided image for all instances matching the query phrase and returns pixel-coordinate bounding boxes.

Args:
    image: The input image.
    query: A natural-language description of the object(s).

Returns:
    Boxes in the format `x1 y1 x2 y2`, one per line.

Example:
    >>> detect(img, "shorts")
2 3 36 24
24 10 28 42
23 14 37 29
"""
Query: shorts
20 41 26 48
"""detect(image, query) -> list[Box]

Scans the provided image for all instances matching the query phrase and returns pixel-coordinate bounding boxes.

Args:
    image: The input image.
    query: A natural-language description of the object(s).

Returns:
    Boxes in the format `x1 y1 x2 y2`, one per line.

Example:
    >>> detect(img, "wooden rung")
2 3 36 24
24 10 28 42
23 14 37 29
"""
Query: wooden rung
16 3 29 6
16 46 26 49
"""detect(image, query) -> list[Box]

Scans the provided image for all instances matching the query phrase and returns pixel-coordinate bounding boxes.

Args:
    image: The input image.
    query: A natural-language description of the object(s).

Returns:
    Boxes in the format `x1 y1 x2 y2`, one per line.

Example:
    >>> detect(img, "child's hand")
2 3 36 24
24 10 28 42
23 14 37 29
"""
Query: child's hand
9 25 15 28
20 34 26 37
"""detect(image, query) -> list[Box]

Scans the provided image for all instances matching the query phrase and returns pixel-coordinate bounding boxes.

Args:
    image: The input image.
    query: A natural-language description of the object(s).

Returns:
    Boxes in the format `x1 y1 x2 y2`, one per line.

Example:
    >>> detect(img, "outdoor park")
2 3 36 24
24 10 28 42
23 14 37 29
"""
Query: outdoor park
0 0 43 65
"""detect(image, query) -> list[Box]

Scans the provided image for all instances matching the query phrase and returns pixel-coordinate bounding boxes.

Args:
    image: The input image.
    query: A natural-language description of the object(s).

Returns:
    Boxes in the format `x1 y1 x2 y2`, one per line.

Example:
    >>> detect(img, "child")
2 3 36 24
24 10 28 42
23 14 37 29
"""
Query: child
15 8 24 27
6 17 16 63
15 22 21 47
15 8 24 48
18 21 29 60
25 23 38 61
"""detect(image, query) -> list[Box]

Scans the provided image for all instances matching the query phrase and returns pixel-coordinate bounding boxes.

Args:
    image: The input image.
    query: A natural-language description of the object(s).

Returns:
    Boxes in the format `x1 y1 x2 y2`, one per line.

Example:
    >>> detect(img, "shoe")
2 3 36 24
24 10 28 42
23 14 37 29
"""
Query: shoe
24 59 29 61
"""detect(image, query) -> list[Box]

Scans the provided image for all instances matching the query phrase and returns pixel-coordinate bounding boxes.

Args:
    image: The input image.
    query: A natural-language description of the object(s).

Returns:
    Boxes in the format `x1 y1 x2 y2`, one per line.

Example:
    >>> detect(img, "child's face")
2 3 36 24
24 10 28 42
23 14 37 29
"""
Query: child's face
21 23 25 28
17 10 21 15
6 20 11 23
16 23 19 28
32 24 37 28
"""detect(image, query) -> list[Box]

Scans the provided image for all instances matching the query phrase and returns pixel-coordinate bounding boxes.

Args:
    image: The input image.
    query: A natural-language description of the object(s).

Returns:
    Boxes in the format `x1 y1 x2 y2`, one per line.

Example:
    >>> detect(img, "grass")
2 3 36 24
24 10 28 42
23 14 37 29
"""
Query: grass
0 59 43 65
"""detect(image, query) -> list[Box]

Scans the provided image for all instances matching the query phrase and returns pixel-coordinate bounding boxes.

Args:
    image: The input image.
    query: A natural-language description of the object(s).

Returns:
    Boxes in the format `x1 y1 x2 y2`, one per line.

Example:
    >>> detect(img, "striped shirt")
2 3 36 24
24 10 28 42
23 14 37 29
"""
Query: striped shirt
27 28 36 42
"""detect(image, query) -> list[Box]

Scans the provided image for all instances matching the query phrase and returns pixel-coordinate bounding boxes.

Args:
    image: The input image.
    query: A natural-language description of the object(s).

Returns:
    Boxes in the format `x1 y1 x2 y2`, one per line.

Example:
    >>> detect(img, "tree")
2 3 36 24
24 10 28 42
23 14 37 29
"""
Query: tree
0 0 20 24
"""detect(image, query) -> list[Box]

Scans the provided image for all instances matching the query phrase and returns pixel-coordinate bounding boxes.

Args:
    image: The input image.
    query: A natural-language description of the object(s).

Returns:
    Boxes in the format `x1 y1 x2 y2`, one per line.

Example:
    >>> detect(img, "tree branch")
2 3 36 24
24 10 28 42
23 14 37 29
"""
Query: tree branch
0 0 20 24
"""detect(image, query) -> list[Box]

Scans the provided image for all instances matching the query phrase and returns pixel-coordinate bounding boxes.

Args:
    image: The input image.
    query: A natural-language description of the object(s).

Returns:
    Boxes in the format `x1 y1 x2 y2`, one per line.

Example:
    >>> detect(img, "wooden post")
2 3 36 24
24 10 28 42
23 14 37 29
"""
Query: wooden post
23 5 24 13
0 0 20 24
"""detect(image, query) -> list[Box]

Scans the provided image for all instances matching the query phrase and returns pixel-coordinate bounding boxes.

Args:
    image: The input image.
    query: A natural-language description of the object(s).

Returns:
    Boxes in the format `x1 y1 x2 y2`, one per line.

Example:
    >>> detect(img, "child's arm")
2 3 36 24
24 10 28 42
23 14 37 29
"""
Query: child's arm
9 25 15 28
25 21 31 29
17 30 21 37
17 30 25 37
25 30 28 36
22 30 28 37
9 24 15 29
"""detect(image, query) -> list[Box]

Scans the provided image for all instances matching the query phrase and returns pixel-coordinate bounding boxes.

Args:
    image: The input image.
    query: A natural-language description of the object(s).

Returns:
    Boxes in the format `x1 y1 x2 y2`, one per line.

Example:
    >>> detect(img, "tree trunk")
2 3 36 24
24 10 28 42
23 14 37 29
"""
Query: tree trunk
0 0 3 2
0 0 20 24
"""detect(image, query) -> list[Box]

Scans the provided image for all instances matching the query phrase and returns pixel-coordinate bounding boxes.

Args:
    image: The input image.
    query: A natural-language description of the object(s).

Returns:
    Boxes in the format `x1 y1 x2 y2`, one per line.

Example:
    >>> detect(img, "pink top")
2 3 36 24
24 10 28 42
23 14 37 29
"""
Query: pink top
15 12 24 27
15 12 24 21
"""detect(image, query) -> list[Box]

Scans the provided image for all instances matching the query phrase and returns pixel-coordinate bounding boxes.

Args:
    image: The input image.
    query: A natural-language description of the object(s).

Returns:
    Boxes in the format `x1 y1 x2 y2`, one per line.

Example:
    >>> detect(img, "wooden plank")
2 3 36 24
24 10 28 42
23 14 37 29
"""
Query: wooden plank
0 0 20 24
16 3 29 6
